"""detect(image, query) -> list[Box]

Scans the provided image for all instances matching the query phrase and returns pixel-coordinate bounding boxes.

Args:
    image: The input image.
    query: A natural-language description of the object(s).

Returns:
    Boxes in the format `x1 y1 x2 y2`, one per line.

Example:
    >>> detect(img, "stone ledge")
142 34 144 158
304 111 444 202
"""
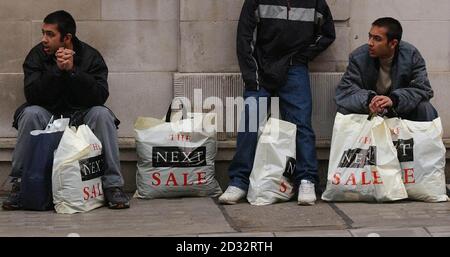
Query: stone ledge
1 137 450 192
1 137 450 161
2 137 450 148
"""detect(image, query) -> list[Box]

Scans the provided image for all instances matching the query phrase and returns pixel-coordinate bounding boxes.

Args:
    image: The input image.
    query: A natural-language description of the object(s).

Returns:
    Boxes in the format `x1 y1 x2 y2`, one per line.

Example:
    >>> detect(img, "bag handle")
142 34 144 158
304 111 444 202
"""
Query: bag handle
165 98 188 122
368 107 399 120
46 116 55 130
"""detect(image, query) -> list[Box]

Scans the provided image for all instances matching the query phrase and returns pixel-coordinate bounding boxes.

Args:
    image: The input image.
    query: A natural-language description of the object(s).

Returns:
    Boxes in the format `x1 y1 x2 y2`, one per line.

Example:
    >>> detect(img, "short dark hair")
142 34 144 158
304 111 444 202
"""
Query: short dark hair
43 10 76 41
372 17 403 42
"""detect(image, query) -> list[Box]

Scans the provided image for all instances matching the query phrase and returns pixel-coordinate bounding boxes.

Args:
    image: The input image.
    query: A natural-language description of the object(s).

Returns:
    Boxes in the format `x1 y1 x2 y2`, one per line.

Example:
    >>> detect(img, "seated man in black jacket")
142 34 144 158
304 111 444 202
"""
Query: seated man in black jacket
335 17 438 121
2 10 130 210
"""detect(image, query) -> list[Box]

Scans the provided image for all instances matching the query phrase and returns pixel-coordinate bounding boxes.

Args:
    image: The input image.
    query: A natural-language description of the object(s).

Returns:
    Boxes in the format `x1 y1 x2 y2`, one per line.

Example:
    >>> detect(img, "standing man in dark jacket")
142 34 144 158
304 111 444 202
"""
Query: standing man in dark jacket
219 0 336 205
2 10 130 210
335 17 438 121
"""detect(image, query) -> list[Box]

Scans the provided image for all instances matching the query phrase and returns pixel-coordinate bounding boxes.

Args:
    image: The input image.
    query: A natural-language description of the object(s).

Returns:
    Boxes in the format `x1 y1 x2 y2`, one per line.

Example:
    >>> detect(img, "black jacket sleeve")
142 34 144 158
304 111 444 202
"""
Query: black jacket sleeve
236 0 259 89
300 0 336 61
66 50 109 107
23 50 65 106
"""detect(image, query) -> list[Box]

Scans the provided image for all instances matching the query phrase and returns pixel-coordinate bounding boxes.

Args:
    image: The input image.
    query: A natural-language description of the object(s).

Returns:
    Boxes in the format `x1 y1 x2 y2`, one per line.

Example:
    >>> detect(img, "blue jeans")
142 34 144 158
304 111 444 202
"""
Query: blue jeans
228 65 318 191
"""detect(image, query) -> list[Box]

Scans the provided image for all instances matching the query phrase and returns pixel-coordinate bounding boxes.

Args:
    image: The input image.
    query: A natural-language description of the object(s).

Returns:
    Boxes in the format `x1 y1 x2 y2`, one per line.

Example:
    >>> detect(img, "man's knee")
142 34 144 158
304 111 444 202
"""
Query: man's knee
336 106 354 115
85 106 115 123
403 101 438 121
19 106 50 122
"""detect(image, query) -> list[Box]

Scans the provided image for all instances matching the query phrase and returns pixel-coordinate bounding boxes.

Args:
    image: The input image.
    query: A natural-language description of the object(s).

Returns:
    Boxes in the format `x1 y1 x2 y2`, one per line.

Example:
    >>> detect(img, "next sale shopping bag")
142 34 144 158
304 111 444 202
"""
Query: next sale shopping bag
52 125 105 214
322 113 408 202
385 117 448 202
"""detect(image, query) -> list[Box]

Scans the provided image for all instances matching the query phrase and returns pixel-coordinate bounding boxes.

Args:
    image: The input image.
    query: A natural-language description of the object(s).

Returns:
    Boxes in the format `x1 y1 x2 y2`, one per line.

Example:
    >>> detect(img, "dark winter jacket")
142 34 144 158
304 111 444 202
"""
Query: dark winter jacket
237 0 336 90
13 37 118 128
335 41 434 116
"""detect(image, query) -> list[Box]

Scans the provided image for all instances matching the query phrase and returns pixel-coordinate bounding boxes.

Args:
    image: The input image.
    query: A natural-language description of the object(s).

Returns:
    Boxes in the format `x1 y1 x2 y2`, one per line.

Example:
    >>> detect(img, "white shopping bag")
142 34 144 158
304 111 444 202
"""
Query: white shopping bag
134 112 222 199
322 113 408 202
52 125 105 214
247 118 296 205
385 118 448 202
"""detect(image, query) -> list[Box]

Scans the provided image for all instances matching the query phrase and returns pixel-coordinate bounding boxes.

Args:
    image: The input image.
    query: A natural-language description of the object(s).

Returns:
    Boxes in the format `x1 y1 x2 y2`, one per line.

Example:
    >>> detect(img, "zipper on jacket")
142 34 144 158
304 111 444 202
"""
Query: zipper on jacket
287 0 292 65
287 0 291 20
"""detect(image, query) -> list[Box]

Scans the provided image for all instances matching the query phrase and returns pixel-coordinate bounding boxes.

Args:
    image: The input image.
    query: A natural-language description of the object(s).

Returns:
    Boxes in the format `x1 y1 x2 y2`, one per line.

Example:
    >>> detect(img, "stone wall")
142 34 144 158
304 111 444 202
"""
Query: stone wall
0 0 449 137
179 0 352 73
0 0 179 138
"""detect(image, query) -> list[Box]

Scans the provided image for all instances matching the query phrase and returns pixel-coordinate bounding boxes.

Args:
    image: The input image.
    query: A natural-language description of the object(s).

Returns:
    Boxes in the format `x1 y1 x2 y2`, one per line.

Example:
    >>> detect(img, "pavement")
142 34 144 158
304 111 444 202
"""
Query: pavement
1 188 450 237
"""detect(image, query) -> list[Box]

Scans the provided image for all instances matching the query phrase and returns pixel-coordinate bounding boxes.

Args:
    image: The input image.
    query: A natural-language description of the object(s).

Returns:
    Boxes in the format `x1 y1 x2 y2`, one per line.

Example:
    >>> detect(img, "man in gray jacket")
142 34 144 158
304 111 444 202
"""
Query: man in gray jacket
335 17 437 121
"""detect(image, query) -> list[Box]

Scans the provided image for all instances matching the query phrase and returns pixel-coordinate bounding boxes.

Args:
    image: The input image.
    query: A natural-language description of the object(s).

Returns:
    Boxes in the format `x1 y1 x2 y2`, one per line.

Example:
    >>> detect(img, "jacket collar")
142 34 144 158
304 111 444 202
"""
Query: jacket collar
72 36 83 66
367 43 401 92
366 57 380 90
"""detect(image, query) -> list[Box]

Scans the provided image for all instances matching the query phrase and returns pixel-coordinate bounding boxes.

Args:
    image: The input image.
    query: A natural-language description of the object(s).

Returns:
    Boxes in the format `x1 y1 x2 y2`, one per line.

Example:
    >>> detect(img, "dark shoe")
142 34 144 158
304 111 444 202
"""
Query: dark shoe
2 179 22 211
104 187 130 209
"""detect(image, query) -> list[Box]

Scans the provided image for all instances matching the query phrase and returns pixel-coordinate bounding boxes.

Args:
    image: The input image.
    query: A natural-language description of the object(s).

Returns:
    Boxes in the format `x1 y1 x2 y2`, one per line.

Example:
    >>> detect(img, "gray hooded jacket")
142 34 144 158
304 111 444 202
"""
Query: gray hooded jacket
335 41 433 115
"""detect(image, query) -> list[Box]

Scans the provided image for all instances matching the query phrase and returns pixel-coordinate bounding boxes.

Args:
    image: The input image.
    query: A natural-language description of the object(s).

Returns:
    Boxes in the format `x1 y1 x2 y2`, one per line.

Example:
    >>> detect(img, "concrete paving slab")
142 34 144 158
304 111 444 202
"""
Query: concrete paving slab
221 201 347 233
0 197 235 237
429 233 450 237
425 226 450 233
199 232 275 237
166 235 199 237
349 227 431 237
425 226 450 237
274 230 352 237
334 201 450 228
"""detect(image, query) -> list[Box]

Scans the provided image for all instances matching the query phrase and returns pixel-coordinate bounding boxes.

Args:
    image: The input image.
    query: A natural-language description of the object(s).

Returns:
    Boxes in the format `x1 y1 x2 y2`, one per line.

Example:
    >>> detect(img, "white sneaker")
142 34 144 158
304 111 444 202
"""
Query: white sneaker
218 186 246 205
298 180 316 205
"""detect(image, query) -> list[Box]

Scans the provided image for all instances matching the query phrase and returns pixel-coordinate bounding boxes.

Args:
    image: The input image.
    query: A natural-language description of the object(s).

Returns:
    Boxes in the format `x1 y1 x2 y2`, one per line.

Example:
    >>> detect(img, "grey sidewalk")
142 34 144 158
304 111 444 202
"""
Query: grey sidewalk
1 192 450 237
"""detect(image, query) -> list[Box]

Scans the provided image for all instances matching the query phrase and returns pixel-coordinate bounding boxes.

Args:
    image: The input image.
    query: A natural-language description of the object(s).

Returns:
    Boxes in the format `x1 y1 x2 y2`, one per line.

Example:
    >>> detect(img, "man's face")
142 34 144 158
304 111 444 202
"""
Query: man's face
368 25 398 58
41 23 64 55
